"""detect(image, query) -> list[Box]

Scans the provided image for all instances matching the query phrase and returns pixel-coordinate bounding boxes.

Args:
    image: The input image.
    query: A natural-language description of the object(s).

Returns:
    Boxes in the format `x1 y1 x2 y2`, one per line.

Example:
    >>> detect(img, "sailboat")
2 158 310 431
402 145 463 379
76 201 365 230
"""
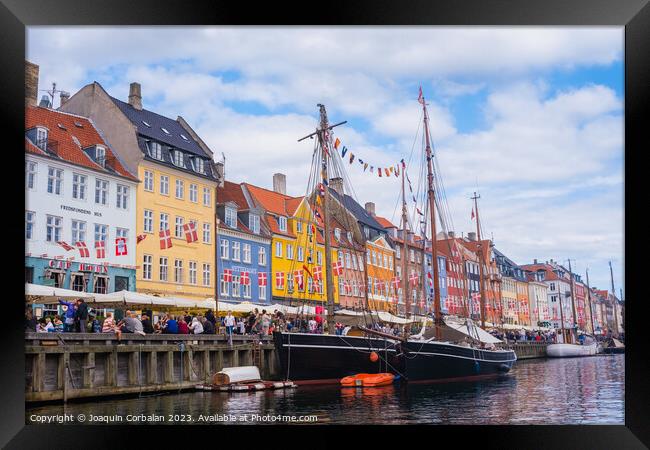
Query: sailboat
273 92 516 384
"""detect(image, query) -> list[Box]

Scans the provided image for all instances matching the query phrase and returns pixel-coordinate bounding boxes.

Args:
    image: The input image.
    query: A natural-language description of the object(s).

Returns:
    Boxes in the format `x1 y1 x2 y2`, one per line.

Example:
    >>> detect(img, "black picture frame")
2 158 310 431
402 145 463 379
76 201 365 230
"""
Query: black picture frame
1 0 647 447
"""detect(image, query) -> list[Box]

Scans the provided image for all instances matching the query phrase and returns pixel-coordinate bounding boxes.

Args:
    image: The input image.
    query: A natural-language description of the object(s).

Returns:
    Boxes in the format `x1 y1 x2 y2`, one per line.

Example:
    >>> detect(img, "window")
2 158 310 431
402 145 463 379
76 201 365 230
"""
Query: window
366 250 371 264
389 256 393 270
345 253 351 269
26 161 37 189
220 272 230 296
372 251 377 266
143 255 152 280
144 170 154 191
192 157 204 174
259 283 266 300
71 274 86 292
232 275 240 297
143 210 153 233
202 223 211 244
175 216 184 238
232 241 241 261
189 184 198 202
296 221 303 233
220 239 229 259
259 247 267 266
242 279 251 299
334 228 341 241
287 273 294 293
203 187 211 206
249 214 260 234
175 179 184 199
148 141 162 160
347 231 353 242
172 150 184 167
317 251 323 266
243 243 251 263
275 242 282 258
278 216 287 232
297 246 304 262
95 146 106 166
116 227 128 246
25 211 35 239
159 257 168 281
116 184 129 209
160 175 169 195
286 244 293 260
189 261 197 285
70 173 87 200
396 247 401 258
94 224 108 245
384 255 389 268
95 179 108 205
93 276 108 294
71 220 86 244
174 259 183 284
160 213 169 231
364 226 370 239
46 215 62 242
161 127 170 135
36 127 48 150
410 249 415 262
202 263 211 287
225 207 237 228
358 255 364 272
47 167 63 195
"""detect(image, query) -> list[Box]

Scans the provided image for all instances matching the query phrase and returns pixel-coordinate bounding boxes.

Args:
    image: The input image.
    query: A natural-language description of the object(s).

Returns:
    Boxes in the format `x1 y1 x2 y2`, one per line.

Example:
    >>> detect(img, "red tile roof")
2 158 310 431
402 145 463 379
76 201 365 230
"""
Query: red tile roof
244 183 298 216
217 180 249 210
25 106 137 181
374 216 396 229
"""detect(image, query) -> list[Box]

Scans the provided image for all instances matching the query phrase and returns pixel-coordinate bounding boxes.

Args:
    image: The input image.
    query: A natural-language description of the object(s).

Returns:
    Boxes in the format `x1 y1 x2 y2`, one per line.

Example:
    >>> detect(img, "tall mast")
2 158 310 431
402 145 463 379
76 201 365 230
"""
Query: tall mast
556 262 566 343
585 268 596 336
401 169 411 319
567 259 578 344
421 91 442 338
471 192 487 329
609 261 619 338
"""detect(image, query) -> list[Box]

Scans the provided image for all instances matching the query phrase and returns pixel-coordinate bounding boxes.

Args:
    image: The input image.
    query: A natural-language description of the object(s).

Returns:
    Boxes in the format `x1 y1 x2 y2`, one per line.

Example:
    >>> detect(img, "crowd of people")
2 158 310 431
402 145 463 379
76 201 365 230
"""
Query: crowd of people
489 328 557 343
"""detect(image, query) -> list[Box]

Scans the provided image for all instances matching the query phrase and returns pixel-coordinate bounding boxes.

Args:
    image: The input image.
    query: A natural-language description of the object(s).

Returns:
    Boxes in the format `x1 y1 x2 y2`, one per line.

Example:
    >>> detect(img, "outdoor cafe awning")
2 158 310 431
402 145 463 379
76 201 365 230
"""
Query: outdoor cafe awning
25 283 94 302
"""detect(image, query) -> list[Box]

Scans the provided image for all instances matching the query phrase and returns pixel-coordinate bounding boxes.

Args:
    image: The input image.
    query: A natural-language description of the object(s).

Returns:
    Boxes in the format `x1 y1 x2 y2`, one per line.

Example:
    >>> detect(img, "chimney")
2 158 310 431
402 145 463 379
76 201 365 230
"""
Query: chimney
272 173 286 195
128 82 143 110
365 202 376 217
39 95 51 108
25 61 39 107
467 232 477 241
330 177 344 196
214 161 225 188
448 231 455 238
59 91 70 106
534 259 538 264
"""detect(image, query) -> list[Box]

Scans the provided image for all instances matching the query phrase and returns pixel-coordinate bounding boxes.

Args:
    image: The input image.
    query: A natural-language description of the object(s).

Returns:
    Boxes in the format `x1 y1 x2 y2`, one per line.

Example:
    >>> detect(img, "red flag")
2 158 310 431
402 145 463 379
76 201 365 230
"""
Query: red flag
332 261 343 276
418 86 424 105
313 265 323 281
115 237 128 256
136 234 147 244
159 229 172 250
258 272 267 287
183 222 198 243
95 241 106 259
378 168 382 177
275 271 285 289
294 270 304 289
75 241 90 258
240 271 250 285
471 207 475 220
57 241 74 251
302 264 313 279
223 268 233 282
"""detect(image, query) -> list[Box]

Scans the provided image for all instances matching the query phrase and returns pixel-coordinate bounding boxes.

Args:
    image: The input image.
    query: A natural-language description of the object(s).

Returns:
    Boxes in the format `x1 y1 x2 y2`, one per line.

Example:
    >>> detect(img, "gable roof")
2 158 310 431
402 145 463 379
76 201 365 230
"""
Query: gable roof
25 106 138 182
328 188 385 232
110 96 209 158
243 183 302 217
374 215 397 229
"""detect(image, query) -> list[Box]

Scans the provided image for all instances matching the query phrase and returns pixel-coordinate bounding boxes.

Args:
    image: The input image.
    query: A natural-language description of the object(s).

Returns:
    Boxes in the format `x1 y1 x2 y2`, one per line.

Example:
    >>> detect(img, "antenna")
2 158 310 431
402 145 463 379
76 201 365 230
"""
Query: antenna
39 82 68 108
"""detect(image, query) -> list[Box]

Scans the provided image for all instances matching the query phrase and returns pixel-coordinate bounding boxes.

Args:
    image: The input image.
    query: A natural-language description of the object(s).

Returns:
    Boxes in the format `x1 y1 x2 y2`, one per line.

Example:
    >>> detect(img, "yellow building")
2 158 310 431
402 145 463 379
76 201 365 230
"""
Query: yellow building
60 81 221 300
501 276 518 325
366 235 396 312
243 181 335 305
516 280 531 326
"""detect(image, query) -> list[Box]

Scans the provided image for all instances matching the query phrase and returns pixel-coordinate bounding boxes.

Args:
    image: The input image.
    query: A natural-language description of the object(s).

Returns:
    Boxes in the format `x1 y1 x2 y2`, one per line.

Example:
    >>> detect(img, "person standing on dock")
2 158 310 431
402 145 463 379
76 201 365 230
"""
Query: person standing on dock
75 299 89 333
58 299 76 332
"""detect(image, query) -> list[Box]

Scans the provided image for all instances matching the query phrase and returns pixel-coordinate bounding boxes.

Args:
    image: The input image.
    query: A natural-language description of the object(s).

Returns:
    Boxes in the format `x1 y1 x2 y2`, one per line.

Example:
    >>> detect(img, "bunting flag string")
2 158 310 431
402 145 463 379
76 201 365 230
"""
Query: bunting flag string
330 136 407 181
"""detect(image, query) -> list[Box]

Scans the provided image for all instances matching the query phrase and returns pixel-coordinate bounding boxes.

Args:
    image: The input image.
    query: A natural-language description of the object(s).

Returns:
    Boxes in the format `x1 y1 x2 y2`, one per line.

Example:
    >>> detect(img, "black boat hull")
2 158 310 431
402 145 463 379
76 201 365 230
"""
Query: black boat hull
602 347 625 354
273 332 517 384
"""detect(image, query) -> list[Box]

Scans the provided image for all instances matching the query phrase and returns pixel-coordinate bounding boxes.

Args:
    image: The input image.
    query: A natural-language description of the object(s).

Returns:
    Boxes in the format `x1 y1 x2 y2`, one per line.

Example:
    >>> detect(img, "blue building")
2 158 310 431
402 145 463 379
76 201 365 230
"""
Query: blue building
424 246 448 314
216 181 272 306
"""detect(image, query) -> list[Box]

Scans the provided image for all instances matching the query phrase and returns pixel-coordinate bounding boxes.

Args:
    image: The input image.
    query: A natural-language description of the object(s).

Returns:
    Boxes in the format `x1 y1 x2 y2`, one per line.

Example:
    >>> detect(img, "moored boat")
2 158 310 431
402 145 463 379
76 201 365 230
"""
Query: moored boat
546 342 598 358
602 337 625 354
341 372 394 387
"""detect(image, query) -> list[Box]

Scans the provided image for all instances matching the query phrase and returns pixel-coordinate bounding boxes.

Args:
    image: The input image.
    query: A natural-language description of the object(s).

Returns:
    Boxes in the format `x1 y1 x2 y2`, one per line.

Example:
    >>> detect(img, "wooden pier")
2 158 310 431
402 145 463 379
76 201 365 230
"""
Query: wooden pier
502 341 550 359
25 333 278 403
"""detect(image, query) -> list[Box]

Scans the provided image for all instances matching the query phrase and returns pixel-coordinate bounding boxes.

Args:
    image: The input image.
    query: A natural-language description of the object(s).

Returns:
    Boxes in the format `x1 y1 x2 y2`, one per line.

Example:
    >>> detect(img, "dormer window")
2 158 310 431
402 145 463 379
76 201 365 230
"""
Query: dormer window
142 120 151 127
172 150 184 167
161 127 170 135
95 145 106 167
148 141 162 160
249 214 260 234
191 157 205 174
36 127 48 151
180 134 189 141
225 206 237 228
278 216 287 232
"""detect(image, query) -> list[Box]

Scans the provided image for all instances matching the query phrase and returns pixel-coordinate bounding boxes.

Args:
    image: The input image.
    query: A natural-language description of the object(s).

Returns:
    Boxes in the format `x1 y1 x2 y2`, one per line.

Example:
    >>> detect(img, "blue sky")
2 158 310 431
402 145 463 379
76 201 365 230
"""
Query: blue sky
27 27 624 296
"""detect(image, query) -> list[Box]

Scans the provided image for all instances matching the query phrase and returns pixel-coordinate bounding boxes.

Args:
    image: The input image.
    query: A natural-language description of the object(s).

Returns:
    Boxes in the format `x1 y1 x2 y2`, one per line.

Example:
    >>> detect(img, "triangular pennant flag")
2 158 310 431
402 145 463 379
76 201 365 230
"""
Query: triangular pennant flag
390 166 394 173
395 166 400 177
378 168 382 177
401 158 406 169
136 234 147 244
384 168 390 176
359 159 364 164
471 207 475 220
363 163 368 171
334 138 341 150
349 153 355 164
370 166 374 172
341 146 348 157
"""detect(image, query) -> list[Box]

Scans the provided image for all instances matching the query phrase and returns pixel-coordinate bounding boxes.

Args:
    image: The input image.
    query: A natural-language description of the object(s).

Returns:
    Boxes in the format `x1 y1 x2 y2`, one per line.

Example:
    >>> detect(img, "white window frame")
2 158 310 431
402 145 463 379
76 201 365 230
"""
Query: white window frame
143 209 153 233
45 215 62 242
116 184 129 209
175 216 184 238
160 213 169 231
202 223 211 244
225 207 237 228
94 223 108 245
275 241 282 258
143 254 153 280
232 241 241 261
26 161 37 190
71 220 86 244
189 261 197 285
220 239 229 259
160 175 169 196
148 141 162 160
297 246 304 262
144 170 154 192
159 256 168 282
172 150 184 167
202 263 211 287
95 178 108 205
220 273 230 296
47 166 63 195
243 243 252 263
72 173 87 200
25 211 35 240
286 244 293 260
174 259 183 284
249 214 260 234
175 179 184 199
203 187 211 206
189 183 198 203
259 247 267 266
278 216 287 232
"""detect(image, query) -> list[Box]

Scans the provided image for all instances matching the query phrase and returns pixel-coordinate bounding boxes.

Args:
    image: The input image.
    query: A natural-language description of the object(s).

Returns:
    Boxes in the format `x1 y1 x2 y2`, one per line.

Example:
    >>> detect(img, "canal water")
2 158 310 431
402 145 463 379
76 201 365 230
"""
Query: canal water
26 354 624 425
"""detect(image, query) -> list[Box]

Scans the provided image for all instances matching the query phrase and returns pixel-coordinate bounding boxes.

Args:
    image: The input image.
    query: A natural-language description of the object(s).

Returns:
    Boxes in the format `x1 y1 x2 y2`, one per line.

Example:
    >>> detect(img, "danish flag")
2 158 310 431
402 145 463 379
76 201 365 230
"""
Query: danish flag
427 271 433 286
183 222 198 243
391 276 401 290
312 265 322 281
115 237 128 256
159 229 172 250
332 261 343 276
258 272 267 287
57 241 74 251
95 241 106 259
275 271 285 289
240 271 250 286
136 234 147 244
223 269 232 282
343 280 351 295
75 241 90 258
294 270 304 289
409 273 419 287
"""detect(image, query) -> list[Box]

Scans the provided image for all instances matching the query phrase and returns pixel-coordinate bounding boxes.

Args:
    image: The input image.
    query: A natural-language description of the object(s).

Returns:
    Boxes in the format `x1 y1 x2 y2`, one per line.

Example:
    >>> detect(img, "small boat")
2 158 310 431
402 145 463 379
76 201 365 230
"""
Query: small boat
546 342 599 358
212 366 262 385
602 337 625 354
340 373 395 387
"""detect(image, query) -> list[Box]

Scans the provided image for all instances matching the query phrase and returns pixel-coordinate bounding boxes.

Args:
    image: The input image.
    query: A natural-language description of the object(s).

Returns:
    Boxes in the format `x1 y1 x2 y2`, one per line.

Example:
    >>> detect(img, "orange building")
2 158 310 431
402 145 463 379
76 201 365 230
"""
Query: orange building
365 235 396 312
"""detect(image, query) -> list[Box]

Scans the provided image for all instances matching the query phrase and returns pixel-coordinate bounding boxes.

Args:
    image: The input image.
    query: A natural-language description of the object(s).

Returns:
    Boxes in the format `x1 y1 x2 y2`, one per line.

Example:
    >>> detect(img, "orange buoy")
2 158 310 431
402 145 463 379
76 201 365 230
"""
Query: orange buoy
369 351 379 362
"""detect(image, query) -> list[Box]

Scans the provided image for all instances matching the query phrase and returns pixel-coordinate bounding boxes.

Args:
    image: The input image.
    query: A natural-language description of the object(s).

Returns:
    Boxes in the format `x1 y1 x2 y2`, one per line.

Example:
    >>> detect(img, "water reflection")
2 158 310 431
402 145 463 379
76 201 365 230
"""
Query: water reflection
26 355 623 425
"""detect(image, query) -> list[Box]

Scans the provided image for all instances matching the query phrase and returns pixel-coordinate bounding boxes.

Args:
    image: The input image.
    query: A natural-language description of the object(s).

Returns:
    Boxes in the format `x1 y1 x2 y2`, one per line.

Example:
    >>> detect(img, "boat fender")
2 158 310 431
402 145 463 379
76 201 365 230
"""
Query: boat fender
369 351 379 362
